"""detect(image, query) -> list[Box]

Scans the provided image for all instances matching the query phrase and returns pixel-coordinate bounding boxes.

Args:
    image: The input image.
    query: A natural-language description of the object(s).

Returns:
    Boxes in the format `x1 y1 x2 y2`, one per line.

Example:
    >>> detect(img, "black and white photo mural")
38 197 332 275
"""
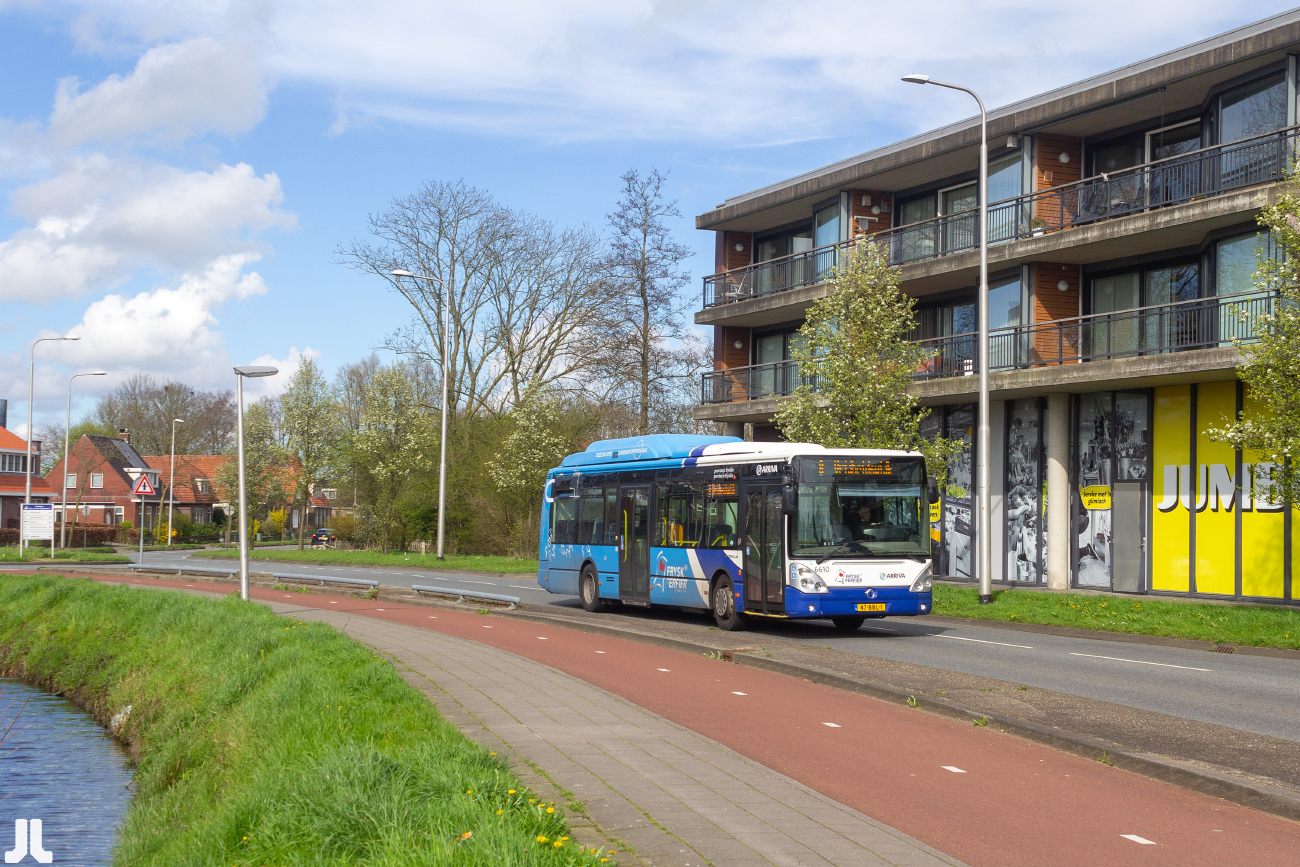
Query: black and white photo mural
1075 392 1149 588
945 406 974 579
1005 399 1045 582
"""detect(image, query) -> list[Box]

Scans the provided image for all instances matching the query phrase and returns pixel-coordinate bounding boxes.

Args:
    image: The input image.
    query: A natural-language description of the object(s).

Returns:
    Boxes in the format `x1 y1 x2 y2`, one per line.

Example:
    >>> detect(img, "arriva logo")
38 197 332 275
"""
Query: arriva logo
656 552 688 577
5 820 53 864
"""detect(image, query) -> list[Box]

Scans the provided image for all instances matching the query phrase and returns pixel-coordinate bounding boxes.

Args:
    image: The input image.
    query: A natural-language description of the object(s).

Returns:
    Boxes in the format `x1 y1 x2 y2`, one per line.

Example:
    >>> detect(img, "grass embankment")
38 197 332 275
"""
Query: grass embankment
0 574 610 865
194 547 539 574
0 547 130 563
935 584 1300 650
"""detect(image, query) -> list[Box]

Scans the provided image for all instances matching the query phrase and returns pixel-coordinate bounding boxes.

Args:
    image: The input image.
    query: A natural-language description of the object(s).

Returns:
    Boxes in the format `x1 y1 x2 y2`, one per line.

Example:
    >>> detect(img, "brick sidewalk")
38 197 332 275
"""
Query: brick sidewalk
273 600 965 867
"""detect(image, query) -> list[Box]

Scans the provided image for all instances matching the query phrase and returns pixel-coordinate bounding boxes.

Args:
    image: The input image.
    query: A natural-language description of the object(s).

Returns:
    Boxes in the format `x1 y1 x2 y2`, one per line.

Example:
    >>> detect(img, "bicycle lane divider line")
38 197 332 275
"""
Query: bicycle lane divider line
79 573 1300 867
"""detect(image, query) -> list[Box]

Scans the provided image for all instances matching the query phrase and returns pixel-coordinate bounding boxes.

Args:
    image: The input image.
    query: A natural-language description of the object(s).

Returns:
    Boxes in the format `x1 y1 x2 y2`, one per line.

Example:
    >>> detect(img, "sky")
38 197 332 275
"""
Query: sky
1 0 1295 438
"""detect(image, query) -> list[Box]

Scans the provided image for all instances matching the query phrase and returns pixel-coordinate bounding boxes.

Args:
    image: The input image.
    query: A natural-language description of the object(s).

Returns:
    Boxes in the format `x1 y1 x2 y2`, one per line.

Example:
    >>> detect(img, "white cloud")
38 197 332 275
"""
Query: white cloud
49 37 269 148
0 156 293 302
57 253 269 386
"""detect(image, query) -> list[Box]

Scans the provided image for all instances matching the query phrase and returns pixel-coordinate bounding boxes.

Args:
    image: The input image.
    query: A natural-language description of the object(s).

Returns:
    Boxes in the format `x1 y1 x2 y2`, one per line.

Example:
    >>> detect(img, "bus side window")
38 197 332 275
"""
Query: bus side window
578 485 604 544
552 495 577 545
703 496 739 548
604 487 619 545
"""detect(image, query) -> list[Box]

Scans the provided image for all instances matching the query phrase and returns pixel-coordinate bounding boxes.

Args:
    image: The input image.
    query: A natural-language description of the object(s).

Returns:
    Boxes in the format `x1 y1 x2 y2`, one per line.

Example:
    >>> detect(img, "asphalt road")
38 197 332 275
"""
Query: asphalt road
40 549 1300 743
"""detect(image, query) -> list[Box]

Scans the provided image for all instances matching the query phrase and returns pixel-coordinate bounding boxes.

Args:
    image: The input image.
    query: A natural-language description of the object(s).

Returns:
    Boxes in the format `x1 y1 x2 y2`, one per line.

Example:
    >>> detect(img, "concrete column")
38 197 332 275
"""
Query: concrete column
724 421 744 438
1046 392 1071 590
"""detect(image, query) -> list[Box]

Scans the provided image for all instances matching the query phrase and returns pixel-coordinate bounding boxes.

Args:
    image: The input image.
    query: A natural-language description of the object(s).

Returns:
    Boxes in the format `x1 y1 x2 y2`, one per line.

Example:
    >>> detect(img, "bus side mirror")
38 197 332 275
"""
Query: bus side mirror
927 478 940 504
781 483 798 516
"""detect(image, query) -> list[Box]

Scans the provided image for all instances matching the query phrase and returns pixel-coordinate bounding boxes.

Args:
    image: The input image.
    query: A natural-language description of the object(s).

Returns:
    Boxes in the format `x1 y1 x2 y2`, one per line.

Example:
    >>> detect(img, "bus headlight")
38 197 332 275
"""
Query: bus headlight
909 565 933 593
790 564 828 594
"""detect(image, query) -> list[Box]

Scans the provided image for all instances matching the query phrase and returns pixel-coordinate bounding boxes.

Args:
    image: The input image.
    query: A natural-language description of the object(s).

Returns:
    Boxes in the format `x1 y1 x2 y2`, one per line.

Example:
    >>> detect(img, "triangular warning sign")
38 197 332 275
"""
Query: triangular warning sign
132 474 156 495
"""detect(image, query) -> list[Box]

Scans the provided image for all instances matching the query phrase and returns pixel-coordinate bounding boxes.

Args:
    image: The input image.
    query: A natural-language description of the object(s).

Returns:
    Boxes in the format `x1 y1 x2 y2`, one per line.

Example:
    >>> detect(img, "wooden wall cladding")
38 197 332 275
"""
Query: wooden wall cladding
714 326 750 370
1033 135 1083 231
1031 263 1081 365
715 231 753 273
850 190 894 238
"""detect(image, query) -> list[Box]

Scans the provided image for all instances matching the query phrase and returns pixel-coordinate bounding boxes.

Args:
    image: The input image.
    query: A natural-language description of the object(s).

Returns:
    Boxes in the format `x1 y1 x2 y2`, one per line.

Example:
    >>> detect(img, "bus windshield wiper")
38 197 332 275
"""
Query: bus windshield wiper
816 540 870 564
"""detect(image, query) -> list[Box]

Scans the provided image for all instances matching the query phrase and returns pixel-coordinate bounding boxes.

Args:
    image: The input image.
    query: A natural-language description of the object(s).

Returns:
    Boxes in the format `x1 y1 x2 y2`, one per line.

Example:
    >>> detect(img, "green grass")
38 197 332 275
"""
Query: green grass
0 574 611 866
0 547 131 563
193 548 540 574
934 584 1300 650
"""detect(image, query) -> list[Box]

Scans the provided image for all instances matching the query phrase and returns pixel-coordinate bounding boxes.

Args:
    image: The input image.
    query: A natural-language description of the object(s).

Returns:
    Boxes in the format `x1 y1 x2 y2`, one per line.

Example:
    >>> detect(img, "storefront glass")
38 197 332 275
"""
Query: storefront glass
1075 391 1150 588
944 406 975 578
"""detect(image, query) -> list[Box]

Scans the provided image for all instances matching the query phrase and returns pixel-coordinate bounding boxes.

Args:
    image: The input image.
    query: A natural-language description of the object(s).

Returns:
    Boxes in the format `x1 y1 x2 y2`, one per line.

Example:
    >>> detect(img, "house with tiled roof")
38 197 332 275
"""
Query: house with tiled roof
47 432 164 528
142 454 227 525
0 422 52 530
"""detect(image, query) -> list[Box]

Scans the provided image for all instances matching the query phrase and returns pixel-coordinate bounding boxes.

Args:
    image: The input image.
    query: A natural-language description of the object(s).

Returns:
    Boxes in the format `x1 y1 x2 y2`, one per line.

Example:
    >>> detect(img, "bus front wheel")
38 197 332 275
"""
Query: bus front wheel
712 575 745 631
831 615 866 631
580 566 605 613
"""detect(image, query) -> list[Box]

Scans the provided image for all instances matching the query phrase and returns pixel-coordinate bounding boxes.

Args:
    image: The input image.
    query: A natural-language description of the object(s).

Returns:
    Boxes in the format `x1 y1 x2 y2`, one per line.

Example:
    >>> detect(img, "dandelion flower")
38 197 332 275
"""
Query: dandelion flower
536 835 548 843
466 790 473 794
508 790 516 794
553 841 562 848
496 810 503 815
546 807 555 814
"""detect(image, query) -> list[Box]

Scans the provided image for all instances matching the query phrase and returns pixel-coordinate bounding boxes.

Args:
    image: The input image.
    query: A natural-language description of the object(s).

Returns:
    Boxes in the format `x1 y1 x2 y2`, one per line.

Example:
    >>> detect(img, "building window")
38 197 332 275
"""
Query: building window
65 472 77 489
90 473 103 489
196 478 210 494
1 454 26 473
322 488 337 500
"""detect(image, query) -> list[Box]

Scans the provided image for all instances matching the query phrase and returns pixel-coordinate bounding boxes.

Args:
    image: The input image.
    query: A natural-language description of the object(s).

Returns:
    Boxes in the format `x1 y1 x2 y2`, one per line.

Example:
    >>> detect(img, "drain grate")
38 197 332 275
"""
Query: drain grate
1213 644 1236 653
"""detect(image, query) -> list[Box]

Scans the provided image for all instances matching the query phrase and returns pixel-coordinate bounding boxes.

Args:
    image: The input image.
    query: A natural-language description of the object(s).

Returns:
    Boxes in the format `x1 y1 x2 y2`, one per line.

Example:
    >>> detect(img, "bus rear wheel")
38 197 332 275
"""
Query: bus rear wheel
712 575 746 631
580 566 605 613
831 615 866 631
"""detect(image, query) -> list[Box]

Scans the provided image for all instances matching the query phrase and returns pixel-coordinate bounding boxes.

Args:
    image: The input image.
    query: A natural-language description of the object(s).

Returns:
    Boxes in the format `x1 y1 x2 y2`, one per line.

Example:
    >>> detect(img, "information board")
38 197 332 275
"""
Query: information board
21 503 54 541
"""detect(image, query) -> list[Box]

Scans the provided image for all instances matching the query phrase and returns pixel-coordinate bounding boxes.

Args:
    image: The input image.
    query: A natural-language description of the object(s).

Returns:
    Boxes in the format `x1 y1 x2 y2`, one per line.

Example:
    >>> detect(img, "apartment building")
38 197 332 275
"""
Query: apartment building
694 11 1300 603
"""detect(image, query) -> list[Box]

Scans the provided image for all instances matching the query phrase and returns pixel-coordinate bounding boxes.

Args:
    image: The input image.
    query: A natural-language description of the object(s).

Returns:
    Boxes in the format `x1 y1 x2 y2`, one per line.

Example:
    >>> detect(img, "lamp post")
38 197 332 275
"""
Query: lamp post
22 335 80 555
167 418 184 546
60 371 107 549
234 365 278 600
391 268 451 561
902 73 993 605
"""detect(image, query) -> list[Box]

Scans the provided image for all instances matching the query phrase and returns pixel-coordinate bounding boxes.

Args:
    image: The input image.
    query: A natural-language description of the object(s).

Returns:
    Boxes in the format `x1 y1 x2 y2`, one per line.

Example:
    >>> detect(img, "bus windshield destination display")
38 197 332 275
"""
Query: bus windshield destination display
538 435 933 632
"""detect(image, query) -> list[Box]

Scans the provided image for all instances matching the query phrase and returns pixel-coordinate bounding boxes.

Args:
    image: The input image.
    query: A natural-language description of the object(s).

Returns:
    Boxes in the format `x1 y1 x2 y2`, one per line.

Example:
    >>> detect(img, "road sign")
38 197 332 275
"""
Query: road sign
20 504 54 541
132 474 155 495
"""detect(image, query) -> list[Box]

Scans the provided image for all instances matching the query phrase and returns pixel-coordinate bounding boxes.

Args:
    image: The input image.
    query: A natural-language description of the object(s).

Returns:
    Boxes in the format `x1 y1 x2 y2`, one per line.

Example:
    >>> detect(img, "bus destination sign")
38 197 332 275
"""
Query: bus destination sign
816 458 894 477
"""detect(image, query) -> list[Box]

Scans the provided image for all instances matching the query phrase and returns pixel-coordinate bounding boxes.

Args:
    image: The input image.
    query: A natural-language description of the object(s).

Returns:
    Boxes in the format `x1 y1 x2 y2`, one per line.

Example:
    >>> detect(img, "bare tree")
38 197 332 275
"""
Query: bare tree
281 357 338 549
92 375 235 454
600 168 697 435
337 179 612 420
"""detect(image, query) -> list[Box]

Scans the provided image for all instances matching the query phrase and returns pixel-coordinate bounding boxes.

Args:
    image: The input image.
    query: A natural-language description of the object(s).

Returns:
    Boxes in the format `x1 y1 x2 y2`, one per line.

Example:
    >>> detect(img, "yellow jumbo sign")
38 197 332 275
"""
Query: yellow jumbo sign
1151 383 1285 598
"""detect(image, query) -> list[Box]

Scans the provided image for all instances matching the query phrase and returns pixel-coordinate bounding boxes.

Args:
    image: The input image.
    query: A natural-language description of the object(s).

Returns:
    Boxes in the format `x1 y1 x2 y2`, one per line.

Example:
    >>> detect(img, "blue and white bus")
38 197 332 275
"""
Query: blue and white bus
538 435 936 631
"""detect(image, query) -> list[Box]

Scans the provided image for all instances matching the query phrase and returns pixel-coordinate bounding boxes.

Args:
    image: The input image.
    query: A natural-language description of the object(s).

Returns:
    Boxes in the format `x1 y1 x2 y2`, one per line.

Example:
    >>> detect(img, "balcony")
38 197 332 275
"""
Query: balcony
700 290 1275 404
702 125 1299 310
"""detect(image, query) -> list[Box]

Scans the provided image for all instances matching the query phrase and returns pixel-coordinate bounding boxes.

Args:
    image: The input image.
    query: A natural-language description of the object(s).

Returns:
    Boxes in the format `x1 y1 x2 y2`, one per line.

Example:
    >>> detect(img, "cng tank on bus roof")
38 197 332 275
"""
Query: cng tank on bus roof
558 435 742 468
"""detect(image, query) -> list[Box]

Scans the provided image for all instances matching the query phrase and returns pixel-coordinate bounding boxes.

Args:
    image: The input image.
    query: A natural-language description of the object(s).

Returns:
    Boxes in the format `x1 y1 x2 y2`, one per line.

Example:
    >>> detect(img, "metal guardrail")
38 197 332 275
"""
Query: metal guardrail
411 584 520 608
701 290 1276 400
127 564 238 577
273 572 379 589
702 124 1300 308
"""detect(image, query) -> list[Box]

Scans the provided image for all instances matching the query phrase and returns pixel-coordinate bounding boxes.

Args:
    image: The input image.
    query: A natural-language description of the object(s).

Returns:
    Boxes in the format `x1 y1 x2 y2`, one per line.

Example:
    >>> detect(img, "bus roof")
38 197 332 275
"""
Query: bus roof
556 436 920 472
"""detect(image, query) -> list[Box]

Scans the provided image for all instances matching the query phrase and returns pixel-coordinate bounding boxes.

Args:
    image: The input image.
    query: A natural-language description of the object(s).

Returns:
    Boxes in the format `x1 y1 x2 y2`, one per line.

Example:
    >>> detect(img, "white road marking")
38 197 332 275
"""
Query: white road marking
463 580 497 586
483 626 492 629
428 615 436 618
1121 835 1156 845
942 766 966 773
375 608 385 611
595 650 606 654
658 668 670 672
937 635 1033 649
329 601 337 604
732 691 747 696
537 637 548 640
1070 652 1211 672
823 722 842 728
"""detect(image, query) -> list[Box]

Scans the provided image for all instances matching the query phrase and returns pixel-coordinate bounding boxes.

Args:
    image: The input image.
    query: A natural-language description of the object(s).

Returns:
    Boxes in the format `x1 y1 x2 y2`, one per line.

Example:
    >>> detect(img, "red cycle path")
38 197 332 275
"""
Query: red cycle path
96 575 1300 866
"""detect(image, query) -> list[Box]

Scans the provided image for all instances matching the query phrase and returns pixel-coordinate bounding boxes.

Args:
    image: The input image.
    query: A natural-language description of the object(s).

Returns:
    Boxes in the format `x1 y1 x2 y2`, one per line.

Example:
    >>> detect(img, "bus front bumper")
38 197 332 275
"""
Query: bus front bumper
784 586 932 618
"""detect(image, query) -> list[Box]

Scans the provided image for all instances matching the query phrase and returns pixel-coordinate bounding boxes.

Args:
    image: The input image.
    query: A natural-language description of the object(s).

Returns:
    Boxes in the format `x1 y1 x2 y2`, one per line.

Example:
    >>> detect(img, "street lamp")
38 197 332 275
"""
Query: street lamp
167 418 185 546
60 371 107 549
903 73 993 605
234 365 278 600
22 335 79 555
391 268 451 561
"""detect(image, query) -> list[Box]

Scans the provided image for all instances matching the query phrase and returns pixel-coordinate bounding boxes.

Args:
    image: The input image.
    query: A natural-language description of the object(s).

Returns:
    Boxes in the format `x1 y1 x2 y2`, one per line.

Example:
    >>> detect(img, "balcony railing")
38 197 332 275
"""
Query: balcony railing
700 290 1275 403
702 124 1300 309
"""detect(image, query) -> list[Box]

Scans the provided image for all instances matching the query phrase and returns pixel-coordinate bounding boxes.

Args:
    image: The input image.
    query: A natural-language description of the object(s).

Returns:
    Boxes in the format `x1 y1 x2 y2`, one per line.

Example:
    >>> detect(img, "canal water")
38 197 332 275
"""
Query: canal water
1 679 134 866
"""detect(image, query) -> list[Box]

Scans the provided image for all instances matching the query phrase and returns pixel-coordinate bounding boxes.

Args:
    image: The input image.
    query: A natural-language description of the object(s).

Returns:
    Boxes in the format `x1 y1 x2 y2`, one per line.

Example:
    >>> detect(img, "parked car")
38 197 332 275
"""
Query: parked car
311 528 337 548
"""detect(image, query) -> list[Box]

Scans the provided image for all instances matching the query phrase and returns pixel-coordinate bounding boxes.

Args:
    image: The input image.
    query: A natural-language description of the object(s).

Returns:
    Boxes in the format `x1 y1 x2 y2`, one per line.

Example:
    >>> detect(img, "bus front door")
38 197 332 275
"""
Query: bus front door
743 485 785 614
618 485 651 604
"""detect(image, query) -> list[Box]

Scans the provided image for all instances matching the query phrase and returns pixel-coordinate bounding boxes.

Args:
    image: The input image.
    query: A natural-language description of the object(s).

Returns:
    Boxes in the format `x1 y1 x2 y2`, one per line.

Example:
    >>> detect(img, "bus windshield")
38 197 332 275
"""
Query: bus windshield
792 456 928 559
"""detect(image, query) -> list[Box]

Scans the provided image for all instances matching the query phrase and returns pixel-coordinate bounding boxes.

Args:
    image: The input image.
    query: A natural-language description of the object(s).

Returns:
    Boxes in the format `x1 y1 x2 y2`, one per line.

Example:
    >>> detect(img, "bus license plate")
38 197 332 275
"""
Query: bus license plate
857 603 886 612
